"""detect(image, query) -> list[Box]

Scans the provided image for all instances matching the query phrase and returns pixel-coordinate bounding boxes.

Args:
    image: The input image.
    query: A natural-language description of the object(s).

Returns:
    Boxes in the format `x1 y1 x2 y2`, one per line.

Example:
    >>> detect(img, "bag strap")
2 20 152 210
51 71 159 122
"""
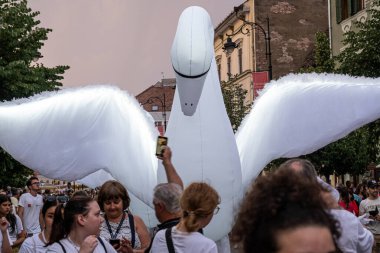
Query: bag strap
97 237 107 253
165 227 175 253
58 241 67 253
58 238 106 253
128 212 135 248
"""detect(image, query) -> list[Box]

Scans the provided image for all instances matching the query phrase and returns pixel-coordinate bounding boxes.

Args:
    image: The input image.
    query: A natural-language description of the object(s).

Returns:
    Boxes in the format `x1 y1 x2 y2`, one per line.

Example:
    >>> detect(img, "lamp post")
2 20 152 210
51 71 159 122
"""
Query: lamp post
143 94 167 132
223 6 272 80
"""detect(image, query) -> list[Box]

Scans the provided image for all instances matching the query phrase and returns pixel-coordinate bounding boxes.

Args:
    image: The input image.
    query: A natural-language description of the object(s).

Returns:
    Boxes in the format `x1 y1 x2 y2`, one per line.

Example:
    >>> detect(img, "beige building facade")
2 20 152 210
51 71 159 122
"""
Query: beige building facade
329 0 375 57
214 0 329 103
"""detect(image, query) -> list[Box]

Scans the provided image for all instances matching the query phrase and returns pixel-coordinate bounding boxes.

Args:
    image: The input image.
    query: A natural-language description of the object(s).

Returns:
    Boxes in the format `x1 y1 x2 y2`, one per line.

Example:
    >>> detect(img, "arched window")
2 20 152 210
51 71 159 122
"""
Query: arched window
336 0 365 23
215 55 222 81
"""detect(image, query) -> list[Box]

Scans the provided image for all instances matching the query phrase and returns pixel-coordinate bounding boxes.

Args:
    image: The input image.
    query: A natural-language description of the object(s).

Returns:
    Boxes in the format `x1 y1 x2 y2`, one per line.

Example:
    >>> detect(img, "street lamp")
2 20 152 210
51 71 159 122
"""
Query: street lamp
223 6 273 80
142 94 167 131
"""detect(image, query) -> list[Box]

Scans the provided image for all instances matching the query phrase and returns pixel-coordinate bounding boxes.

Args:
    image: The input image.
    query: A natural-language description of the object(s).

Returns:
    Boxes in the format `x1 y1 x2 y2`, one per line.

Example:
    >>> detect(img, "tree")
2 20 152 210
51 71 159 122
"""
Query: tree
306 127 372 178
300 31 335 74
336 2 380 166
0 0 69 187
336 4 380 78
221 76 251 132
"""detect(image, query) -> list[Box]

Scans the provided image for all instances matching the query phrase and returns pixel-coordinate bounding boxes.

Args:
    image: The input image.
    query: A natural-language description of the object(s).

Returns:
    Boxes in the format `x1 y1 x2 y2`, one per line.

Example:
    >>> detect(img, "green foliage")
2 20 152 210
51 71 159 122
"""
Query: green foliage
221 77 251 132
0 0 69 101
336 5 380 77
269 127 372 177
335 2 380 167
0 149 31 188
0 0 69 187
300 32 335 73
306 127 372 176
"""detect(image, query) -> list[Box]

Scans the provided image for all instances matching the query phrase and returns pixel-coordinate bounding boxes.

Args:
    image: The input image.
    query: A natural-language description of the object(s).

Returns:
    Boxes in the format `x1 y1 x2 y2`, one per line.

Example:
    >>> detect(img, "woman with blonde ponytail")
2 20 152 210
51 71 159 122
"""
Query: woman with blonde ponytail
150 182 220 253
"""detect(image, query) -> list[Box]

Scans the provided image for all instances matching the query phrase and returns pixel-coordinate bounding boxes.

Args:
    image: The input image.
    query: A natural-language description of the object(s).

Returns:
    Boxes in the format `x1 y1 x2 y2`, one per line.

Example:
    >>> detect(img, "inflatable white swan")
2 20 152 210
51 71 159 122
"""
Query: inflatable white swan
1 6 380 241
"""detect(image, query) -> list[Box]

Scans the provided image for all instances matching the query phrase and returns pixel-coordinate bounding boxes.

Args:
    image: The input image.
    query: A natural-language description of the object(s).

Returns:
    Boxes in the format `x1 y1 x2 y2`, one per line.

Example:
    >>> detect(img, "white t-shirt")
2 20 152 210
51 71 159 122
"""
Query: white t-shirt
359 197 380 234
46 237 117 253
331 209 374 253
19 233 47 253
8 214 23 245
150 226 217 253
19 193 43 234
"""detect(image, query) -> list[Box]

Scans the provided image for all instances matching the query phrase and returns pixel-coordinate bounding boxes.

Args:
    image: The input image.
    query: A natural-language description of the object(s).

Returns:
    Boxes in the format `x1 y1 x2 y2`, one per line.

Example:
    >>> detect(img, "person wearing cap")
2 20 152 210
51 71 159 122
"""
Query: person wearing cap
359 180 380 251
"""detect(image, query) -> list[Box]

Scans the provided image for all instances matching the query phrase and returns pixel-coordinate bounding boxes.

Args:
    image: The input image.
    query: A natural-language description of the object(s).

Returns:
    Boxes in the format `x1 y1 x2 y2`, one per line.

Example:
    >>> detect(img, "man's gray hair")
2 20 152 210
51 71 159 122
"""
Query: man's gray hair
278 158 340 202
278 158 318 181
153 183 182 214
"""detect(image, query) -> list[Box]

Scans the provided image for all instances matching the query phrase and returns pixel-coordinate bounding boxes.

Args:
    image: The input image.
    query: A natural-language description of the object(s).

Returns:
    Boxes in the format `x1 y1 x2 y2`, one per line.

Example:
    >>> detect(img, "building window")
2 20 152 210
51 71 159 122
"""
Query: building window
336 0 365 23
216 57 221 81
152 105 159 111
238 47 243 74
227 57 231 78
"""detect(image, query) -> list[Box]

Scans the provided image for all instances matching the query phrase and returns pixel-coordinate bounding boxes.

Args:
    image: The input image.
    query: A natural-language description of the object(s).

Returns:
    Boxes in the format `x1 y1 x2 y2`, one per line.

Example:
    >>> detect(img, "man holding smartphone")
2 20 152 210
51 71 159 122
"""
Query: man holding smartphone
145 146 184 253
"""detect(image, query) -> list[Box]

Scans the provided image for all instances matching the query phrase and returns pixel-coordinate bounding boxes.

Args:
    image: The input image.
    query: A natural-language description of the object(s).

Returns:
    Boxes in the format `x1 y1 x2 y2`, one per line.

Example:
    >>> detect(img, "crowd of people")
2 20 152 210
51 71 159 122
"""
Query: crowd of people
1 147 380 253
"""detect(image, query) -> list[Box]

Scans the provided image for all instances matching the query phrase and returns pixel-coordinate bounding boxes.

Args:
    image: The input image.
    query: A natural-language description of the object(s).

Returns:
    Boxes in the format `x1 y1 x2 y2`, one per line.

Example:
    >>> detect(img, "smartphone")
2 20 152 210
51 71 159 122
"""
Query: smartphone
155 136 168 157
369 209 379 217
109 239 120 248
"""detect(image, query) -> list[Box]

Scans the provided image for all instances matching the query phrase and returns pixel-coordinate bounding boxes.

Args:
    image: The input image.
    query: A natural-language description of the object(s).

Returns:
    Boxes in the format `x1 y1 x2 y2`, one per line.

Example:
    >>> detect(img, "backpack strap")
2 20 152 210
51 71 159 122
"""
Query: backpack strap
57 241 67 253
128 212 135 248
97 237 107 253
165 227 175 253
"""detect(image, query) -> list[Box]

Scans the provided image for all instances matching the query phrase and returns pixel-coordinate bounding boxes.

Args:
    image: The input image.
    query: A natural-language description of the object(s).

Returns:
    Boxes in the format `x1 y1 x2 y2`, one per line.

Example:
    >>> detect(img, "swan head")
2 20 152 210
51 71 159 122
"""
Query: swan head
171 6 214 116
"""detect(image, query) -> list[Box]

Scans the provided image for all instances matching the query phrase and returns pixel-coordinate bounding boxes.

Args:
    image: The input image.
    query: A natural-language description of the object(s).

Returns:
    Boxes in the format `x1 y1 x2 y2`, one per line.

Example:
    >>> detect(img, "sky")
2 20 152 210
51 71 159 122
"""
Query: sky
28 0 244 95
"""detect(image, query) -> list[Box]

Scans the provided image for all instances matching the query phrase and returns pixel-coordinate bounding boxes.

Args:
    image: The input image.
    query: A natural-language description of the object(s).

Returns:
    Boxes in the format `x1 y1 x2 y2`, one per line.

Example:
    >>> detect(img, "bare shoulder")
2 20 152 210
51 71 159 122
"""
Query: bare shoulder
132 215 146 226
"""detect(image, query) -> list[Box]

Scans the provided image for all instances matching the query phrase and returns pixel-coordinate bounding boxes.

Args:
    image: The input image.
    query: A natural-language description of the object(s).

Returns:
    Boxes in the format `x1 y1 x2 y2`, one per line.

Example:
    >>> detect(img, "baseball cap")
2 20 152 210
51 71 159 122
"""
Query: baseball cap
367 180 377 188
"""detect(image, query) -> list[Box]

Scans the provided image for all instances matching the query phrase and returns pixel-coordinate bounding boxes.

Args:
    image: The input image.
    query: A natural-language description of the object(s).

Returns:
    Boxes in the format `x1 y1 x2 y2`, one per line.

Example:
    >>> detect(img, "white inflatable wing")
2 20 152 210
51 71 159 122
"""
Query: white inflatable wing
78 169 115 189
159 6 242 241
0 85 159 204
236 73 380 191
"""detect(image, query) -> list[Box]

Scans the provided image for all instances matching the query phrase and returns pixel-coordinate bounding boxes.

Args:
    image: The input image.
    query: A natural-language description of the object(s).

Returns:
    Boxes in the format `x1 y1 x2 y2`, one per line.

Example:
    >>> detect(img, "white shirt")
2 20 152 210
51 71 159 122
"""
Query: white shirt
46 237 117 253
359 197 380 234
19 193 43 234
331 209 374 253
19 233 47 253
151 226 217 253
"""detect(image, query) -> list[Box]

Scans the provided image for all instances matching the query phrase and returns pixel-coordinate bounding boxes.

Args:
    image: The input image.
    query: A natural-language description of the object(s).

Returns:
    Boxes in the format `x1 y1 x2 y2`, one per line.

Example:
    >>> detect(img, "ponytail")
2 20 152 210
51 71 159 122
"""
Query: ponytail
180 182 220 232
182 211 201 232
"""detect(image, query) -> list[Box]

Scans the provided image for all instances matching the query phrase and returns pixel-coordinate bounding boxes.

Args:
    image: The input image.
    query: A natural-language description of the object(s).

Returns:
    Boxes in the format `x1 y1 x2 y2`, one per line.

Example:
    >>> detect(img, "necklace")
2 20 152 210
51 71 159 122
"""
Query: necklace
67 236 81 252
105 212 125 239
40 230 47 244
